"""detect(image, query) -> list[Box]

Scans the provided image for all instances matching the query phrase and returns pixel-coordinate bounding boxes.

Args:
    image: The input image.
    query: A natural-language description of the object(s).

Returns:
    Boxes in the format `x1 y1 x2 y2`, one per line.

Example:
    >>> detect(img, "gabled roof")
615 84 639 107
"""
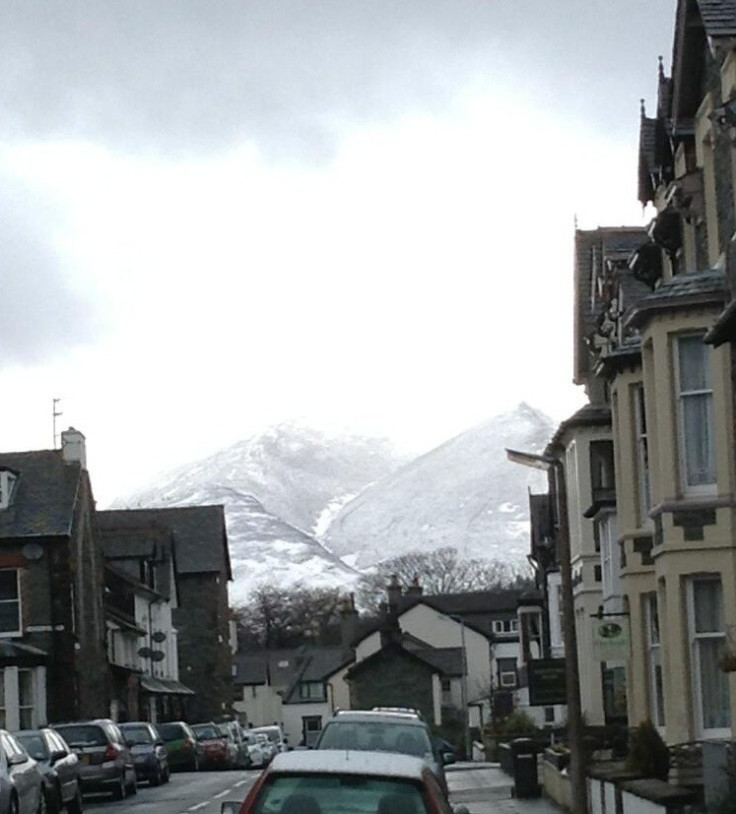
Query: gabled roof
233 646 354 701
355 589 525 644
345 641 443 680
0 450 84 539
99 506 231 579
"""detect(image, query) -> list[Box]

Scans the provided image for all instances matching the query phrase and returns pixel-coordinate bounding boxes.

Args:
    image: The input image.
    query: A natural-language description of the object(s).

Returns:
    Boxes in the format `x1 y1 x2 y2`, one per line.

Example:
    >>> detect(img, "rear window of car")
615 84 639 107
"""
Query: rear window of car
317 722 432 758
121 725 154 745
252 774 428 814
252 727 282 744
157 724 184 742
16 734 46 761
54 726 107 747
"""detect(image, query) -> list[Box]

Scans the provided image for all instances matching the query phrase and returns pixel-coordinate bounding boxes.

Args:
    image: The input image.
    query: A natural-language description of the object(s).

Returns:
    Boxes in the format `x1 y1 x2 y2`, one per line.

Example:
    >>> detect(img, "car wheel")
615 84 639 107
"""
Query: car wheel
37 787 47 814
126 772 137 797
66 786 83 814
162 767 170 784
150 764 162 787
111 774 125 802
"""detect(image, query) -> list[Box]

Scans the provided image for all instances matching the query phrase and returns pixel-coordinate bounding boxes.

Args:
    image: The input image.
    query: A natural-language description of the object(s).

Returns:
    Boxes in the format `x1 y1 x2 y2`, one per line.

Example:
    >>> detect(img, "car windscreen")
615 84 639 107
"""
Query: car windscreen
15 734 47 761
252 773 428 814
252 728 281 744
317 723 432 758
157 724 184 742
54 726 107 747
121 725 154 745
193 725 221 740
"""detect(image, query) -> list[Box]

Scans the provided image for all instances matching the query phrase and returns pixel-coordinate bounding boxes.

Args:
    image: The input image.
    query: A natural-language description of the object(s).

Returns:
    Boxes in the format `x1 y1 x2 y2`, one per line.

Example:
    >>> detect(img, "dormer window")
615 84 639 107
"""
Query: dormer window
0 470 18 510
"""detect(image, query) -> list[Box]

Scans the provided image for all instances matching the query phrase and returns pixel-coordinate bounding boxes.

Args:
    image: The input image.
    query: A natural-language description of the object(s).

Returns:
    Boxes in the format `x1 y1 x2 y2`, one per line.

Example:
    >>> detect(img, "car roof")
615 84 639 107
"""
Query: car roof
329 712 426 727
267 749 427 780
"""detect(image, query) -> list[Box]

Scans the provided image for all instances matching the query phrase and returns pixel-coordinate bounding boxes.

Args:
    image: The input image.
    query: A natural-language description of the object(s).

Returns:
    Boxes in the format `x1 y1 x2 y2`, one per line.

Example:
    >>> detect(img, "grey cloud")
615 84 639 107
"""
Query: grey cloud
1 1 674 162
0 173 99 364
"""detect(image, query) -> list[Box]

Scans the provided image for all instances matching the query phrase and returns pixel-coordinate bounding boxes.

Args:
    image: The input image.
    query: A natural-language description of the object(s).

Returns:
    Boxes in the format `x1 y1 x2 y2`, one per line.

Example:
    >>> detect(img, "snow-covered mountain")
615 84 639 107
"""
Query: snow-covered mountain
321 403 555 568
116 423 407 534
113 405 556 603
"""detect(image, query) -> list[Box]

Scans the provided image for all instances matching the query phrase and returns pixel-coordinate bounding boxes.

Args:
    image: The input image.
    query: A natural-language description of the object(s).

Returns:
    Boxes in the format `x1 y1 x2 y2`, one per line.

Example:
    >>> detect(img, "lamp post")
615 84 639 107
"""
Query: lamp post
506 447 587 814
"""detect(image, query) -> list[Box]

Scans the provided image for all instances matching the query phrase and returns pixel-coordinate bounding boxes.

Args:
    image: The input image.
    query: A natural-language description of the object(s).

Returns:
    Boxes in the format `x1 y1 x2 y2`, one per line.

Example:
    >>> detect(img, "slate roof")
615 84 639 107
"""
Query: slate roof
233 646 354 703
0 450 83 539
698 0 736 37
100 506 231 579
549 404 612 450
625 268 726 329
345 641 445 680
411 646 463 677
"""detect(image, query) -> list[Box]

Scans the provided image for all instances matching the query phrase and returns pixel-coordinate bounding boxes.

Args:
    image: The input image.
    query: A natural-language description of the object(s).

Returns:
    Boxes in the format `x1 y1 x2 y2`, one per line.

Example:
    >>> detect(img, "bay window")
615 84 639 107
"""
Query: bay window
686 577 730 735
675 335 716 492
645 594 665 728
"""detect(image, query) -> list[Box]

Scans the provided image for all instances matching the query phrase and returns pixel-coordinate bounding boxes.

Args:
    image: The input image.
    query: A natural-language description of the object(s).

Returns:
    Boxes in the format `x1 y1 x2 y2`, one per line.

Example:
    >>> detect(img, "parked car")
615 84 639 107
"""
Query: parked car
52 721 136 801
219 749 458 814
248 726 286 757
314 710 449 797
119 723 169 786
155 722 201 772
240 733 266 770
215 724 248 769
191 724 230 770
254 734 275 764
0 730 45 814
14 729 82 814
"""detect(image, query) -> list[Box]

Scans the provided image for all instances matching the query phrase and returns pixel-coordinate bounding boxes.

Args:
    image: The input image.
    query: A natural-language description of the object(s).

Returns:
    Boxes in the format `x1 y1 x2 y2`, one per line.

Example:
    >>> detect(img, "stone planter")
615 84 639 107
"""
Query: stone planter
543 746 571 772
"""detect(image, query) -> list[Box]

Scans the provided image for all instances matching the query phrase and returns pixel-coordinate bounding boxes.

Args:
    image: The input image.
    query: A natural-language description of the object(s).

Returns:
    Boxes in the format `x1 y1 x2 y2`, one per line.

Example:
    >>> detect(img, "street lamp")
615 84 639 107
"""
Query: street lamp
506 447 587 814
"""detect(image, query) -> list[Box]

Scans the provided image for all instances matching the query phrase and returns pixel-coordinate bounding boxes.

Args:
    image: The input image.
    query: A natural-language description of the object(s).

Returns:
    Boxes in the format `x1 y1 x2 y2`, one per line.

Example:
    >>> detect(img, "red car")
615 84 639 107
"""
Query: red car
221 750 465 814
191 723 230 770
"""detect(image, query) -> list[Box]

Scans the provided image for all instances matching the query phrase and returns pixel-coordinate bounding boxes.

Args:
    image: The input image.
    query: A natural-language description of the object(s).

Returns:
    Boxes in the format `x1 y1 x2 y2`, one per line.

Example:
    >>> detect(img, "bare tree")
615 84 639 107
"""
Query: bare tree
356 547 533 613
234 583 344 649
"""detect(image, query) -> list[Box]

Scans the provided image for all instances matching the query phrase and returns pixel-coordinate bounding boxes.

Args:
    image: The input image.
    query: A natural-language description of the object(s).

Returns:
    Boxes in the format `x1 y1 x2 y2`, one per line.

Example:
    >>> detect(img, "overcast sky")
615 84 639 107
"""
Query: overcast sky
0 1 675 505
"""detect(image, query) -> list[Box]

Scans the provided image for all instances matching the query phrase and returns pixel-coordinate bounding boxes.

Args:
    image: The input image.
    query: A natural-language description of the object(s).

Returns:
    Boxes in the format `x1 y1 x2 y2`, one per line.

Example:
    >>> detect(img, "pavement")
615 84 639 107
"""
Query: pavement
446 762 563 814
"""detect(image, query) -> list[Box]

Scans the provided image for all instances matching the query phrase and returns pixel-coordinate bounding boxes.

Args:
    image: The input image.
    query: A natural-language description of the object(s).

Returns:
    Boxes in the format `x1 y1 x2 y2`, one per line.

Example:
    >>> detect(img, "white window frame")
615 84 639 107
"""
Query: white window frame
645 594 665 730
674 334 716 495
686 576 731 738
0 570 21 638
598 511 620 603
492 619 519 635
499 671 516 688
633 384 651 524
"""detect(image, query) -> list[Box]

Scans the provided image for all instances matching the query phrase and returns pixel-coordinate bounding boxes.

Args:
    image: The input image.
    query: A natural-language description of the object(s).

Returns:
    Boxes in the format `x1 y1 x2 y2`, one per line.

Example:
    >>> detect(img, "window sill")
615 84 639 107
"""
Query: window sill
649 494 732 516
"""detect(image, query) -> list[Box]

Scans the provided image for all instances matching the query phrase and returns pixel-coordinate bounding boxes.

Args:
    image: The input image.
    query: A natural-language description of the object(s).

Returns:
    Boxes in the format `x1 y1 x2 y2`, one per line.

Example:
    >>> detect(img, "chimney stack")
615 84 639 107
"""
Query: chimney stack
386 574 402 612
406 576 423 597
339 594 358 651
61 427 87 468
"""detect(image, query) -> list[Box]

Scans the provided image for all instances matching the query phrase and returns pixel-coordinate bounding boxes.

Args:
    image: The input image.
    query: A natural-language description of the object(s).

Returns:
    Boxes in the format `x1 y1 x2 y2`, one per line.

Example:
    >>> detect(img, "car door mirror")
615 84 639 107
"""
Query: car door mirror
51 750 67 763
8 752 28 766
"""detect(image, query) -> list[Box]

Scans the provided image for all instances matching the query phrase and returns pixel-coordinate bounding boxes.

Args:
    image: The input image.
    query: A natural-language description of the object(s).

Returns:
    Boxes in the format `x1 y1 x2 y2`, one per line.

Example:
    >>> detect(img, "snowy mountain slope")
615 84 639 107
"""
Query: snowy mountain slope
114 423 407 535
321 403 555 569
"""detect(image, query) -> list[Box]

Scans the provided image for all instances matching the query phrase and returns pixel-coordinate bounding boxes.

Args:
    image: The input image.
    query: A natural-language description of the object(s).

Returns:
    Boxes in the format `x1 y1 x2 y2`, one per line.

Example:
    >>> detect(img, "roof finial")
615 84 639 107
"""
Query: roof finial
658 55 665 80
640 98 646 120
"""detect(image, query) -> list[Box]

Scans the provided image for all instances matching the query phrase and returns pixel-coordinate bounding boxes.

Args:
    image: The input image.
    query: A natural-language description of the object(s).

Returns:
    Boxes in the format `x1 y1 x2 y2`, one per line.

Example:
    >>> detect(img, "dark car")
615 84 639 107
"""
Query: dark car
0 730 45 814
155 722 201 772
314 710 449 797
52 721 136 801
219 750 458 814
191 724 229 770
14 729 83 814
119 723 169 786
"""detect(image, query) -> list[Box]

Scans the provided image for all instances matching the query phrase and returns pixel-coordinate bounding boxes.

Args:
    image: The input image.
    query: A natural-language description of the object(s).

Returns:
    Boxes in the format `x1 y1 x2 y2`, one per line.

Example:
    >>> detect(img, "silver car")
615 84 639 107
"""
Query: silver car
52 721 135 801
0 730 45 814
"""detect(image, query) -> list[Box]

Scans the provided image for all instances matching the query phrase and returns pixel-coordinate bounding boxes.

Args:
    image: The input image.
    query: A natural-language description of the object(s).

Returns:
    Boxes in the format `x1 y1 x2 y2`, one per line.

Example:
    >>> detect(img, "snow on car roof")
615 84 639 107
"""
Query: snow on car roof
268 749 427 779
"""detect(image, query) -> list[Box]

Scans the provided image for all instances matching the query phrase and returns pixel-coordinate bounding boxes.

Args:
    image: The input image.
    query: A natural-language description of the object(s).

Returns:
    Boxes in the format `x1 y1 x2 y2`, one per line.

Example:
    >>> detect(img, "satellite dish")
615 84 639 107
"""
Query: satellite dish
22 543 44 561
152 631 167 643
151 650 165 662
137 647 153 658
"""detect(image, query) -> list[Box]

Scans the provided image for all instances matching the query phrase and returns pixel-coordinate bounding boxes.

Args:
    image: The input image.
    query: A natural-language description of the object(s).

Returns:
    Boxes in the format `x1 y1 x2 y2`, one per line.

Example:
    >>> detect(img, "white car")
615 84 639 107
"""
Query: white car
241 733 267 769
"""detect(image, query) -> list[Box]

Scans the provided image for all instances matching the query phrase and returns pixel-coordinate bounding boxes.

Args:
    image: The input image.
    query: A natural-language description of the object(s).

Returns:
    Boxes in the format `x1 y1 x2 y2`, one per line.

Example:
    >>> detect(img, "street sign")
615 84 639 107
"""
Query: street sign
527 658 567 706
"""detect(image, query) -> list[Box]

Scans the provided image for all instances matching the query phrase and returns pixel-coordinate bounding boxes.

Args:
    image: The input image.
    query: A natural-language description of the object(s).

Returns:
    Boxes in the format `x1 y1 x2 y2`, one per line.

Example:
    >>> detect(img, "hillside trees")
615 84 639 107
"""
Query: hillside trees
356 546 533 612
235 584 344 649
